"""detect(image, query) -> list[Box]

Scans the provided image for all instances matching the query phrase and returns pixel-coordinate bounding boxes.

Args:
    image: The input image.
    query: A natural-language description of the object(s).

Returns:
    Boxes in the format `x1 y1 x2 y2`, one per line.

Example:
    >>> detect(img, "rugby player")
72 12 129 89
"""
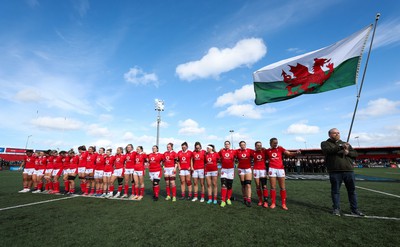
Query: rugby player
148 145 163 201
85 146 98 196
102 148 115 197
265 138 300 210
122 144 136 198
191 142 206 202
110 147 126 198
77 146 88 195
177 142 193 200
50 150 63 194
163 143 177 202
43 150 54 193
236 141 254 207
205 144 219 204
60 151 70 194
132 146 146 200
18 149 36 193
67 149 79 194
94 147 106 196
253 141 269 208
32 151 46 193
218 141 237 207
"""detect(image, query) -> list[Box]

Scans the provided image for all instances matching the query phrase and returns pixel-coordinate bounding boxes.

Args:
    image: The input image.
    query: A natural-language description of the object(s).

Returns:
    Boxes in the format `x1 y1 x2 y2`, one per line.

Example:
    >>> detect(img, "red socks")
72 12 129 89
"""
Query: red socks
227 189 233 200
64 181 69 192
221 187 227 202
280 189 287 205
166 186 170 196
271 189 276 205
172 186 176 197
124 185 129 194
257 188 262 203
263 188 269 200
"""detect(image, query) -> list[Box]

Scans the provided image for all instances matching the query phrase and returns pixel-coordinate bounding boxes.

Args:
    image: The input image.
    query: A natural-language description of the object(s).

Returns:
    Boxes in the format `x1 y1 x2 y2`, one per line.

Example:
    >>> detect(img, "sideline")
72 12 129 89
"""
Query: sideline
0 196 77 211
356 186 400 199
344 214 400 221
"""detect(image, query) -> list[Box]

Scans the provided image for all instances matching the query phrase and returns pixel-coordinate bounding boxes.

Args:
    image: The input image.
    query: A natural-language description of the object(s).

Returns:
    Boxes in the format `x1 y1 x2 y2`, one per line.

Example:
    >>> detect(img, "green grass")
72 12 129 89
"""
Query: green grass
1 170 399 247
354 167 400 180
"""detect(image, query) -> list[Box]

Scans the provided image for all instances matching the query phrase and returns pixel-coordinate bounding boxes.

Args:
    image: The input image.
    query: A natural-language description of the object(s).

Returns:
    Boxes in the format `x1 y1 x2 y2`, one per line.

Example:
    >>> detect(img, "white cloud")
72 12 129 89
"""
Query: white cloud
214 84 254 107
178 119 205 135
31 116 83 130
357 98 400 117
86 124 111 137
124 66 159 86
351 130 400 147
206 135 221 141
217 104 276 119
286 122 320 134
374 18 400 49
14 88 43 102
176 38 266 81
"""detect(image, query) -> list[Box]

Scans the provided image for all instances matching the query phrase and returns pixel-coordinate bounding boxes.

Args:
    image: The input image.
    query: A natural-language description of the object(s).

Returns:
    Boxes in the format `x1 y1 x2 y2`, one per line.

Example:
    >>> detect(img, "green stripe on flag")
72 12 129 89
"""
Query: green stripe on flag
254 56 360 105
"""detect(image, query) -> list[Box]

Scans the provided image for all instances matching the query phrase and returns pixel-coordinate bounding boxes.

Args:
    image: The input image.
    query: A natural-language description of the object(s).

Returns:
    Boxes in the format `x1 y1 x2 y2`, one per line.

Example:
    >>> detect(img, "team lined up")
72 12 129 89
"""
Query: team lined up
19 138 300 209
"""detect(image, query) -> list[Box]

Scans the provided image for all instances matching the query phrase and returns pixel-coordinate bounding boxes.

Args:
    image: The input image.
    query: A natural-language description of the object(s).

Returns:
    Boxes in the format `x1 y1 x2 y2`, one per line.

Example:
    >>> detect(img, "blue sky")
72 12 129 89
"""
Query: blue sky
0 0 399 153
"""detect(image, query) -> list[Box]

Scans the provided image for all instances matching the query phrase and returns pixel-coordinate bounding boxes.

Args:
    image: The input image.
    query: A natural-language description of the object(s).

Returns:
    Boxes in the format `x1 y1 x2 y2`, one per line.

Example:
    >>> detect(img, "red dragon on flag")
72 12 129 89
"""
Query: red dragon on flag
281 58 334 96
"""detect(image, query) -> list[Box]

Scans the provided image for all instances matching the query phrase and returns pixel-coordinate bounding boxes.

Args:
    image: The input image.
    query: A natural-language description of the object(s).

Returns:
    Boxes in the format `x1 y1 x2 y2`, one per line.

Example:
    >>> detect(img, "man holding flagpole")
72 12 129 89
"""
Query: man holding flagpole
321 128 364 217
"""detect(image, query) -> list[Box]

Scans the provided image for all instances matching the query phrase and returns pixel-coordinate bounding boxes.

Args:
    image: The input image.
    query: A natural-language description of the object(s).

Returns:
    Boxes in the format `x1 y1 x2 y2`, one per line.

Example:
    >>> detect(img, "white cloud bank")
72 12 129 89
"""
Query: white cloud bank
176 38 266 81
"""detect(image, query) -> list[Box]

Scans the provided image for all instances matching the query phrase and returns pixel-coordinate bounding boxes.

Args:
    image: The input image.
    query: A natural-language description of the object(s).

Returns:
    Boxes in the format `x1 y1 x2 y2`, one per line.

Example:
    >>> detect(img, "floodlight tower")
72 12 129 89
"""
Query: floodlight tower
154 99 165 148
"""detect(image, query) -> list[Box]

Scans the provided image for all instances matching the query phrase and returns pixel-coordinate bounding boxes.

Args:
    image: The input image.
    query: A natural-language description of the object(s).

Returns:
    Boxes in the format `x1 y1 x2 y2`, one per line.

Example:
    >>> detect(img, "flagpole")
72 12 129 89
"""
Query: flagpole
346 13 380 143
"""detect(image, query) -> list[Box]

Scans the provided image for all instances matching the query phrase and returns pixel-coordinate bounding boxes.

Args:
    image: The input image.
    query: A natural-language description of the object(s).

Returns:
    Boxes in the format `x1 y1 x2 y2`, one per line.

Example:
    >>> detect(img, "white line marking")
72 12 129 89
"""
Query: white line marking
356 186 400 198
0 196 76 211
344 214 400 221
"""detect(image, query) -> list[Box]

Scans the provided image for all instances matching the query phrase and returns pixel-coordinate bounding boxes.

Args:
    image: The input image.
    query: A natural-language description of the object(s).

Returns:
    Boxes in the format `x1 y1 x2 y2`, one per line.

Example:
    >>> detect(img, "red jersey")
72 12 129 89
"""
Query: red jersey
69 155 79 169
163 151 177 168
192 150 206 170
205 152 220 172
46 156 54 169
114 154 126 169
125 151 137 169
253 149 267 170
53 155 63 169
62 156 70 170
265 146 286 169
134 152 147 171
24 155 36 169
104 155 115 172
148 153 163 172
236 148 254 169
218 149 237 169
177 150 192 170
86 153 97 169
78 151 88 168
37 156 47 169
95 154 105 170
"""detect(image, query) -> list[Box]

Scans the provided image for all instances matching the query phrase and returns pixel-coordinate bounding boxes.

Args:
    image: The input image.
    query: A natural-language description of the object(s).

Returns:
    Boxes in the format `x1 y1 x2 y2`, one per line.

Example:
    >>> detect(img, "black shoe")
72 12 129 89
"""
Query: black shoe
186 196 192 201
351 210 365 217
245 200 252 207
153 197 159 201
332 209 341 216
179 196 185 200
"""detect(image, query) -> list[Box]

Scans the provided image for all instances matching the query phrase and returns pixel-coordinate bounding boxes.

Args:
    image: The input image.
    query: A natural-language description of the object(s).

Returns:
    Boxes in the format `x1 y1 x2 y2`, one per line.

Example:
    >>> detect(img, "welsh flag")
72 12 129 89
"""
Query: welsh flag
253 25 372 105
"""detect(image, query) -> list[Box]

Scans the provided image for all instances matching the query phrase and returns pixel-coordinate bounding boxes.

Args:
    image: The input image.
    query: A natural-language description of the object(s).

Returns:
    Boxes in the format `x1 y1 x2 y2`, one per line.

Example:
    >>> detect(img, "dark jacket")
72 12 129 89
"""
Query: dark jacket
320 138 358 172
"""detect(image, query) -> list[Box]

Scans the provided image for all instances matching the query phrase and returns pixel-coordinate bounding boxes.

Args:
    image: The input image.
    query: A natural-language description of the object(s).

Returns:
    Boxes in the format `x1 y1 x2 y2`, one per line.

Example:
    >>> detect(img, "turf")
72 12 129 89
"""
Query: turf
0 169 399 247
